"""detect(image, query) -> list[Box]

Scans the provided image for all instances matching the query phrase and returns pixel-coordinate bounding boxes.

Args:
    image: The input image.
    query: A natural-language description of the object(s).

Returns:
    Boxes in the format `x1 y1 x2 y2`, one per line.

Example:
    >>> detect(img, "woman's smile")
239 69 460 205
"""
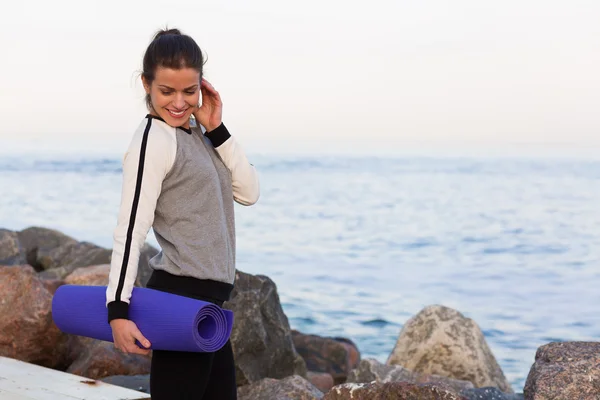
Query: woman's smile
166 107 190 119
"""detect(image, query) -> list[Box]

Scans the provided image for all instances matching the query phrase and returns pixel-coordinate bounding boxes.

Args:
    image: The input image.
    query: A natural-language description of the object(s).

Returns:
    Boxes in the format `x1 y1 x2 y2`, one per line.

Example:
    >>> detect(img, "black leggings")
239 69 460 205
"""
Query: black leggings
150 340 236 399
146 269 237 400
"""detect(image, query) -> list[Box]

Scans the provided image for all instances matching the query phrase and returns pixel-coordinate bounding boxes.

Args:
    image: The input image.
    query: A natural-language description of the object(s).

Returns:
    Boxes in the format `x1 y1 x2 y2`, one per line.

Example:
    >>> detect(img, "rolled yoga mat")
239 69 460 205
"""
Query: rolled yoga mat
52 285 234 353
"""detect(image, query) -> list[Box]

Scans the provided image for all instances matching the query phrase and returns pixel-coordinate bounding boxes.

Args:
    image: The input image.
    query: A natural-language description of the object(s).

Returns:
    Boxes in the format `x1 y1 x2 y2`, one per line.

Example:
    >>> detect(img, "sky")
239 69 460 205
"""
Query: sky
0 0 599 157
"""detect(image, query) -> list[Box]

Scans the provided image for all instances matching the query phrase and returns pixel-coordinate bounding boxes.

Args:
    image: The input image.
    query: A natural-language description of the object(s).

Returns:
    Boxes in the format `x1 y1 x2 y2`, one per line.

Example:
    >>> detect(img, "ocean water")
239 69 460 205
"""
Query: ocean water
1 151 599 392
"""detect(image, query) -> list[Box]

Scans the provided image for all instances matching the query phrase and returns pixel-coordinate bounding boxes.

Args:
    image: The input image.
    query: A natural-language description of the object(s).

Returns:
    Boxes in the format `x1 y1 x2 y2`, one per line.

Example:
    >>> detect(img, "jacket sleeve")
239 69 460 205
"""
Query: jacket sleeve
204 123 260 206
105 120 176 322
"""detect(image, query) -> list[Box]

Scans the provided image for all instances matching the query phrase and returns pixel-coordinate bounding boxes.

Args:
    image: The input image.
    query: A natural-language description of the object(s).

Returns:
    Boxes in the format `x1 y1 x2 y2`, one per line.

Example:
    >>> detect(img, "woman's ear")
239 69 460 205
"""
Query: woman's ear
141 76 150 94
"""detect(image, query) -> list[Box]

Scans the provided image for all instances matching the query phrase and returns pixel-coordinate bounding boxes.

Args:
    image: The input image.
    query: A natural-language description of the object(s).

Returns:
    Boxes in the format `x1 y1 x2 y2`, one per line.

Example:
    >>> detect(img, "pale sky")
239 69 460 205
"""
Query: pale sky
1 0 599 156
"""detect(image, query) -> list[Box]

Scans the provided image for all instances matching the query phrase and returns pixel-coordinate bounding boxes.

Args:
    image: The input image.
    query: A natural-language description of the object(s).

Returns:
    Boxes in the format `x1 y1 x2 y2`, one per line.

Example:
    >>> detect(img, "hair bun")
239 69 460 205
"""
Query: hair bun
153 28 181 40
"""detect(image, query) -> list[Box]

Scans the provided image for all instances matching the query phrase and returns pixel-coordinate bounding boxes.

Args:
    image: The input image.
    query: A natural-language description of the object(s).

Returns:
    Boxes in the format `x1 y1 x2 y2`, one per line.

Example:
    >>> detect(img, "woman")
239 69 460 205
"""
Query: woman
105 28 259 399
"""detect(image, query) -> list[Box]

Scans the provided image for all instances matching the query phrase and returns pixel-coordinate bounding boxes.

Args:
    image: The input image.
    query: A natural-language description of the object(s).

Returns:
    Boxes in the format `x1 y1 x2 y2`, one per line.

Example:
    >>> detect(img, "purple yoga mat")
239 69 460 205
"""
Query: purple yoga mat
52 285 233 352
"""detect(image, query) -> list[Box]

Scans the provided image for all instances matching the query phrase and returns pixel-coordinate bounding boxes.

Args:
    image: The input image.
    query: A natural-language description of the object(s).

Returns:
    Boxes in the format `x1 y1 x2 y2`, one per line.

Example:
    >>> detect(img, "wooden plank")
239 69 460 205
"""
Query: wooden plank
0 387 37 400
0 357 150 400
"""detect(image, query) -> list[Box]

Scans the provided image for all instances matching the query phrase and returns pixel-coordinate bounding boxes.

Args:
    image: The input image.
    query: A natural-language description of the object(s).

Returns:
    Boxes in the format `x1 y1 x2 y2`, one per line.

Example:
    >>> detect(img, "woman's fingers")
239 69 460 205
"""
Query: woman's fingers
126 344 151 355
131 325 151 349
113 327 151 356
202 79 221 98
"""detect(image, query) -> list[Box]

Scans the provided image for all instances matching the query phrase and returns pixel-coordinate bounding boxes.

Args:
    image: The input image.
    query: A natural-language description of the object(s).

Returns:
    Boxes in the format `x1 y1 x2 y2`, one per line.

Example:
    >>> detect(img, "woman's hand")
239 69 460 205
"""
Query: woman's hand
110 319 151 355
193 79 223 132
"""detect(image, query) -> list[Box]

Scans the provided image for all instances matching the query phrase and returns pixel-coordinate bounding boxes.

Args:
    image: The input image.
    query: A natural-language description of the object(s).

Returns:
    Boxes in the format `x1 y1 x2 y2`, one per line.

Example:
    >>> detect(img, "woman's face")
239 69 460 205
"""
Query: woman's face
143 66 200 128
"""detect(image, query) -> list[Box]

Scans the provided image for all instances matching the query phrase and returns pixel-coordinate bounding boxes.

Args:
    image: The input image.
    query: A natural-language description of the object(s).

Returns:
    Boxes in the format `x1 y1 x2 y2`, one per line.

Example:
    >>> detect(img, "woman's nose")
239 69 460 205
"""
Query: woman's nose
173 93 186 109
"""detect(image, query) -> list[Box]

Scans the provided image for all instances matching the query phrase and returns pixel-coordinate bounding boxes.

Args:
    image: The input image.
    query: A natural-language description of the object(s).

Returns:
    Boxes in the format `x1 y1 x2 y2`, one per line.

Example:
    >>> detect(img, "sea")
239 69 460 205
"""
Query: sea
1 148 599 392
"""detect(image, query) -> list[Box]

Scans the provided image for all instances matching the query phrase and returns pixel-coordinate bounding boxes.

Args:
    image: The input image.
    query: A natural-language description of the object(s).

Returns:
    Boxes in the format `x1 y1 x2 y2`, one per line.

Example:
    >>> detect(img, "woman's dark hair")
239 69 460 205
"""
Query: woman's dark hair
142 28 206 110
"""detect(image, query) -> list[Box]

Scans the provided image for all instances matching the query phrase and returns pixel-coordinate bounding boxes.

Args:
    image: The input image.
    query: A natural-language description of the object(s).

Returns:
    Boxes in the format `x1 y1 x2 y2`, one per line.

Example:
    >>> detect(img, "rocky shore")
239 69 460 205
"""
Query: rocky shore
1 226 597 399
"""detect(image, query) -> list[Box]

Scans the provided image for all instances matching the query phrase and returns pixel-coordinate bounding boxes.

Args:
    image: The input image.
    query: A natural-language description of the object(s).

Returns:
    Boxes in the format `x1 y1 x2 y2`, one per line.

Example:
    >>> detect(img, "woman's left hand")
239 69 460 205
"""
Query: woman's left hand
193 79 223 132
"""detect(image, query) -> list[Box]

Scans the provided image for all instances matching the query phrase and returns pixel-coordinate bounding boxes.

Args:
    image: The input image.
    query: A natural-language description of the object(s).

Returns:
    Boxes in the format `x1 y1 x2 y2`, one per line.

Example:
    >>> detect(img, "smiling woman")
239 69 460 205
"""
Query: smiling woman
103 28 260 400
140 29 210 130
146 66 200 126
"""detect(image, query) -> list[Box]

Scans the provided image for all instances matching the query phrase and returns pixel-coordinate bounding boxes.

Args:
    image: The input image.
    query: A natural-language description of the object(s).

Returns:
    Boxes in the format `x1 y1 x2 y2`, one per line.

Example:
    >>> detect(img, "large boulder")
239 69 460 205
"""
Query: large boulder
333 337 360 371
0 265 70 369
0 229 26 265
238 375 323 400
64 264 110 286
387 305 512 393
461 387 524 400
323 381 468 400
348 358 474 393
307 371 335 393
1 226 159 285
37 241 112 280
61 247 158 287
16 226 78 270
67 340 151 380
224 270 307 386
523 341 600 399
292 330 360 384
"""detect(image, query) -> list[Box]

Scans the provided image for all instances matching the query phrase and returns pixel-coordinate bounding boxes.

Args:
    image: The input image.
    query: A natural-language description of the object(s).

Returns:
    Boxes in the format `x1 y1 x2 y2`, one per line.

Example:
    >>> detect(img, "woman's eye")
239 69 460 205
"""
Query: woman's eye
185 91 196 95
161 91 172 96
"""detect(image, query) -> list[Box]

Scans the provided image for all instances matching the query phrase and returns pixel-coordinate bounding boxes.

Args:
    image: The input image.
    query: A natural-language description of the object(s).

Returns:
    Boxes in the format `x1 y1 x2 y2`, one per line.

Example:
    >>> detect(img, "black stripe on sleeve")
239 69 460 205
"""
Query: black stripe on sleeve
114 117 153 302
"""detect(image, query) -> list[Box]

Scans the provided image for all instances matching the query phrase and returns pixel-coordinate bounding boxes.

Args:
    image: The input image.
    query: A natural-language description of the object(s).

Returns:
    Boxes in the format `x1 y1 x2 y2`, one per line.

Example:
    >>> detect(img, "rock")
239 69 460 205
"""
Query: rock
323 381 468 400
136 243 160 287
307 371 335 393
349 357 417 383
37 241 112 280
16 226 77 270
0 229 26 265
333 337 361 370
387 305 513 393
61 244 158 287
523 341 600 400
223 270 307 386
1 226 158 285
0 265 70 368
292 330 359 384
67 340 151 380
238 375 323 400
41 278 65 295
101 374 150 393
461 387 524 399
64 264 110 286
348 358 474 393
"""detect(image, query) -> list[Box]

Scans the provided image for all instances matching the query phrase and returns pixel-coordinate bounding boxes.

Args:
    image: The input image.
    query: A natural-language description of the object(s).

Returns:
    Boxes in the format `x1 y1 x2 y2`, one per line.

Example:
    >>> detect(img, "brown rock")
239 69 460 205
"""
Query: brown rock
292 331 357 384
0 265 70 368
61 244 158 287
387 305 513 393
223 270 307 386
64 336 96 367
334 337 360 370
16 226 77 270
0 229 26 265
307 371 335 393
323 381 468 400
348 358 474 393
64 264 110 286
41 278 65 295
523 341 600 400
37 241 112 280
67 340 151 380
238 375 323 400
6 226 158 286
